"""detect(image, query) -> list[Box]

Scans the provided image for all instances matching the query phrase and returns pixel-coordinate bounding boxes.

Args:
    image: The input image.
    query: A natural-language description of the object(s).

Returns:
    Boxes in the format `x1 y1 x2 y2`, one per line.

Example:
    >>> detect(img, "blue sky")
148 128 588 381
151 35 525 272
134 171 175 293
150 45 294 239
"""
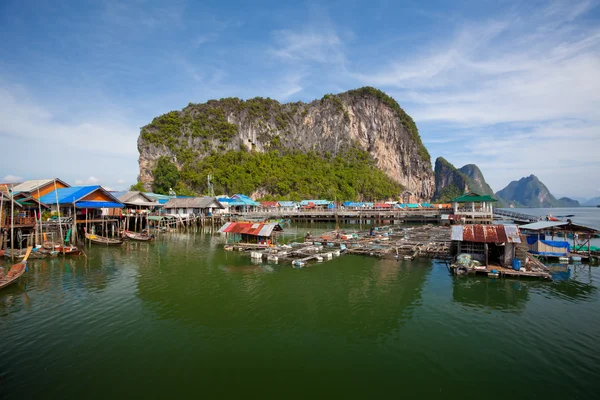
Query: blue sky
1 0 599 199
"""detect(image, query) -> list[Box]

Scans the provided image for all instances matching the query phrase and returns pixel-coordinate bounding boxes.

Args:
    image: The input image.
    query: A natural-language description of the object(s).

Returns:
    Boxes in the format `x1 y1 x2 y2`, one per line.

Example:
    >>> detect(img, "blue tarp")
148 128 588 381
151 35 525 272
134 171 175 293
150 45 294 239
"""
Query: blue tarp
76 201 124 209
300 200 331 206
39 186 102 205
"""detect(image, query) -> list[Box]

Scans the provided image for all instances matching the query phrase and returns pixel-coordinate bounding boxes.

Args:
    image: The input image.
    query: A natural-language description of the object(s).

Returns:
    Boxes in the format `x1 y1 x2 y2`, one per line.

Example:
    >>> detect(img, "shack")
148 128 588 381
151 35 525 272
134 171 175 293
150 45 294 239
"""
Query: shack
218 221 283 246
451 224 521 267
163 197 223 217
112 191 163 214
519 221 599 259
278 201 298 211
300 200 333 210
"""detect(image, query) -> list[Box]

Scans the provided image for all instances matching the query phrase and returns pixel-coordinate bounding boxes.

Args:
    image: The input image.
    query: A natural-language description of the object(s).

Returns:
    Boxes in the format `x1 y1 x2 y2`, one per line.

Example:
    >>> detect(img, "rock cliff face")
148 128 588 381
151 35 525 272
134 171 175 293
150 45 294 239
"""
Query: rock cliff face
137 87 434 200
495 175 560 207
433 157 471 200
459 164 495 196
433 158 501 204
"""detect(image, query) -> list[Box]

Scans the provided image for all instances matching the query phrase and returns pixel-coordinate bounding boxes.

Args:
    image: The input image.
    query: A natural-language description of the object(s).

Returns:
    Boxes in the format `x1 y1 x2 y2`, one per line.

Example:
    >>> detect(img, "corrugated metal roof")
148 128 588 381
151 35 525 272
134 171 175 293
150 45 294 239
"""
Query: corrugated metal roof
163 197 224 209
261 201 279 207
12 178 66 193
518 221 568 231
217 222 283 237
451 224 521 243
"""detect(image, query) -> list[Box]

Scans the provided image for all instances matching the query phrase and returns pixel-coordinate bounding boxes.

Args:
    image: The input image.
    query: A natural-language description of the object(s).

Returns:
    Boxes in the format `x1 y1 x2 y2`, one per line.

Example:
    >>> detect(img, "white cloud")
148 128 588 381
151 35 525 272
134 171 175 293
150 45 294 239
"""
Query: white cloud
75 177 100 185
356 1 600 197
0 83 139 187
270 29 346 65
2 175 23 183
117 179 125 184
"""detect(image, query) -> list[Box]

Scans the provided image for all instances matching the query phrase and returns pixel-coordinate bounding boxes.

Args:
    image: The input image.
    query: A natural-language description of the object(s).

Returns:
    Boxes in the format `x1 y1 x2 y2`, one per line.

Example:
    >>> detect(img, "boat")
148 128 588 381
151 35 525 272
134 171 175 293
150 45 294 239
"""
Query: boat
56 245 83 255
85 231 123 246
0 247 32 291
123 231 155 242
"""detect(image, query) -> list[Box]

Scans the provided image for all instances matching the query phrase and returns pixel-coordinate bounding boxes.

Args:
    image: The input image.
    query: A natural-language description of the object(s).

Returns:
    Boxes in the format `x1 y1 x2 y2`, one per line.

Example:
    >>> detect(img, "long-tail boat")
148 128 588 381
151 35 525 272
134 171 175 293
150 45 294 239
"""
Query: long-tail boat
123 231 155 242
0 246 32 291
85 230 123 246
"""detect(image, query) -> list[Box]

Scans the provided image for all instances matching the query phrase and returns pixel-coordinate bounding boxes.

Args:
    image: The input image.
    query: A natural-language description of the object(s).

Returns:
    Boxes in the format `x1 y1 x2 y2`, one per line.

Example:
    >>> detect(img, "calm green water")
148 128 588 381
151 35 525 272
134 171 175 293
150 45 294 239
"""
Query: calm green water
1 227 600 399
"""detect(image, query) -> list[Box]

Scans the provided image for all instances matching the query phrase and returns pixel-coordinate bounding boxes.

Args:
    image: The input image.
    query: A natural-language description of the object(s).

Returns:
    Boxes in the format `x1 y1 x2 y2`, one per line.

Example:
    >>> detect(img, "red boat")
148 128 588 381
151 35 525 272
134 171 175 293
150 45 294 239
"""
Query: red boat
0 247 32 291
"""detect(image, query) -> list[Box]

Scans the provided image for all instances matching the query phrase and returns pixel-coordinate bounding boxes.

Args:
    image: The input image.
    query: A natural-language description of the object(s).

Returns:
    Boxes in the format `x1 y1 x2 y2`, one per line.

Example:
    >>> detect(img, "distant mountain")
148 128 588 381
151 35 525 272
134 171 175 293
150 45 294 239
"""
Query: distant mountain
459 164 496 197
495 175 561 207
557 197 580 207
433 158 502 204
583 197 600 207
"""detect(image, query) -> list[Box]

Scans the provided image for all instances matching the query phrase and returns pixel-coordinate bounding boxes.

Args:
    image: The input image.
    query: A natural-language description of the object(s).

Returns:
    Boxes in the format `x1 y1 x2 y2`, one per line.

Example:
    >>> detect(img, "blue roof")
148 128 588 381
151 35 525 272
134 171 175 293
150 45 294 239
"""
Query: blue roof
144 192 176 204
39 186 122 207
300 199 331 206
278 201 297 207
231 194 259 206
76 201 123 209
39 186 101 204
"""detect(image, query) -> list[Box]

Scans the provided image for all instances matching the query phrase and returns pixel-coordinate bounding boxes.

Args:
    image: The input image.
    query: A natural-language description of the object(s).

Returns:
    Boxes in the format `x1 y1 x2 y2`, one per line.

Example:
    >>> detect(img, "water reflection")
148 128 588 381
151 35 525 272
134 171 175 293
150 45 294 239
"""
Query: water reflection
134 235 431 339
452 276 531 312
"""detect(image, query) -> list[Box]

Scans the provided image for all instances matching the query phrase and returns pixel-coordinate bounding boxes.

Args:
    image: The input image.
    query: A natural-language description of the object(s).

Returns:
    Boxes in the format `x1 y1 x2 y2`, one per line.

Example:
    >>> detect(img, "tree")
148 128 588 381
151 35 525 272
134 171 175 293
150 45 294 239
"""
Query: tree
153 156 180 194
130 182 145 191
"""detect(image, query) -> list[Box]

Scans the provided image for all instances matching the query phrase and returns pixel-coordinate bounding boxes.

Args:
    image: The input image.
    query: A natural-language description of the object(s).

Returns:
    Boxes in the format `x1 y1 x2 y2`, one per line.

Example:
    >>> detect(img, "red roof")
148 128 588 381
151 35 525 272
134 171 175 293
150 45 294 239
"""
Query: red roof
261 201 279 207
374 203 392 208
218 222 283 237
451 224 521 243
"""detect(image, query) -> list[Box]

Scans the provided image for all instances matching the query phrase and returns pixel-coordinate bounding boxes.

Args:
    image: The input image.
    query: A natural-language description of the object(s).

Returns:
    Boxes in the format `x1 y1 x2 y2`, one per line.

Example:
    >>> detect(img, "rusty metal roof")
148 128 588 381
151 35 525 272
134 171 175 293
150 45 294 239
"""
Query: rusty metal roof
451 224 521 243
218 222 283 237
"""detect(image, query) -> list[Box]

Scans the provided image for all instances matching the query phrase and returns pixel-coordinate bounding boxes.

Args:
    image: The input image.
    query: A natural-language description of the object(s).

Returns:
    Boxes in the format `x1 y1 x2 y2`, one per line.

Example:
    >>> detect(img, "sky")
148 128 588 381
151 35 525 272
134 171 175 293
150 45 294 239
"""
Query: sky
0 0 599 199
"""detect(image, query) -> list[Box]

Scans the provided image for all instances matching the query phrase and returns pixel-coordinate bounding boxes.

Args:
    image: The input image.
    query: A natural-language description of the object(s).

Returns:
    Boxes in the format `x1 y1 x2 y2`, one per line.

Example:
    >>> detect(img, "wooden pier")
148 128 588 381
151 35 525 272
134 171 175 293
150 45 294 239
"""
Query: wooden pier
235 209 446 223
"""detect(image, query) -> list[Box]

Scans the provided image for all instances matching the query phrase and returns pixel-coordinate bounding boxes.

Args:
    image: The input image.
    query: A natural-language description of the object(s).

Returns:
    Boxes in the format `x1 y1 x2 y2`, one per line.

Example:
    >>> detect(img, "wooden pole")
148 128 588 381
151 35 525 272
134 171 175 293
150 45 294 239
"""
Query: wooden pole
37 181 43 246
53 181 64 254
10 185 14 261
73 204 77 245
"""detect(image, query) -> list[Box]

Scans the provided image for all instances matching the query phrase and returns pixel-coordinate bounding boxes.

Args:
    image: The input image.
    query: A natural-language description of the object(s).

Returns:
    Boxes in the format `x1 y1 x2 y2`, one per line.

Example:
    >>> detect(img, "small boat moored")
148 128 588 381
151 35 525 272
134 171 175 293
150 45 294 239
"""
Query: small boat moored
123 231 155 242
0 246 32 291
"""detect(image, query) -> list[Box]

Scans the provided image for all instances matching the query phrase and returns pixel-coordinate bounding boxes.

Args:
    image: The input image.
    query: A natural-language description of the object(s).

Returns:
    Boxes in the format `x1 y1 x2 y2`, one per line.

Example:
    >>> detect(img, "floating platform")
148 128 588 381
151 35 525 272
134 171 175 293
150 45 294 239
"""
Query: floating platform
448 264 552 280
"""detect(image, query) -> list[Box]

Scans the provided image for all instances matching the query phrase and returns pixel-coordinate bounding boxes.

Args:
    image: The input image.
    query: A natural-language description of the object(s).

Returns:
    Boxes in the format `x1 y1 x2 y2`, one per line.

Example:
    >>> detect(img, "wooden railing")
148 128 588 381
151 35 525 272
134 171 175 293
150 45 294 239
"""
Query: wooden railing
1 216 37 227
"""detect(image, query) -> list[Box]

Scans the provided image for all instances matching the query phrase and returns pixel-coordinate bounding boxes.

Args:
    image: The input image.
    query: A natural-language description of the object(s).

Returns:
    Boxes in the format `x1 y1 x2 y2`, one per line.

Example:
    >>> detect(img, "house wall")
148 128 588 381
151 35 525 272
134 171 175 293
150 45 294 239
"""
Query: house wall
81 191 114 202
32 181 69 199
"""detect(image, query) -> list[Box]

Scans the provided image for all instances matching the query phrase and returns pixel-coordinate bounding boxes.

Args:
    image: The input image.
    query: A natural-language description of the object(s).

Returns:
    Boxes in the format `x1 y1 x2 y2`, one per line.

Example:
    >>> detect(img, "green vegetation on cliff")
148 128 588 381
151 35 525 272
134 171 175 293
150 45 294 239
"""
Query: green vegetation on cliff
436 184 464 203
139 87 430 163
152 148 403 200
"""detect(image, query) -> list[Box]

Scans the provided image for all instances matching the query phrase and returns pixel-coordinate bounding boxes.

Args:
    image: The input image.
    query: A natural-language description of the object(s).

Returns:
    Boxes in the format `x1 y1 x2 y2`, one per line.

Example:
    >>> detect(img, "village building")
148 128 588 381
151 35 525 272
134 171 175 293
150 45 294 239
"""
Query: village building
260 201 279 211
450 192 497 224
277 201 298 211
218 194 260 213
451 224 521 267
38 186 124 218
519 220 599 260
300 200 334 210
7 178 70 199
163 197 223 217
112 191 162 213
144 192 176 205
218 221 283 245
